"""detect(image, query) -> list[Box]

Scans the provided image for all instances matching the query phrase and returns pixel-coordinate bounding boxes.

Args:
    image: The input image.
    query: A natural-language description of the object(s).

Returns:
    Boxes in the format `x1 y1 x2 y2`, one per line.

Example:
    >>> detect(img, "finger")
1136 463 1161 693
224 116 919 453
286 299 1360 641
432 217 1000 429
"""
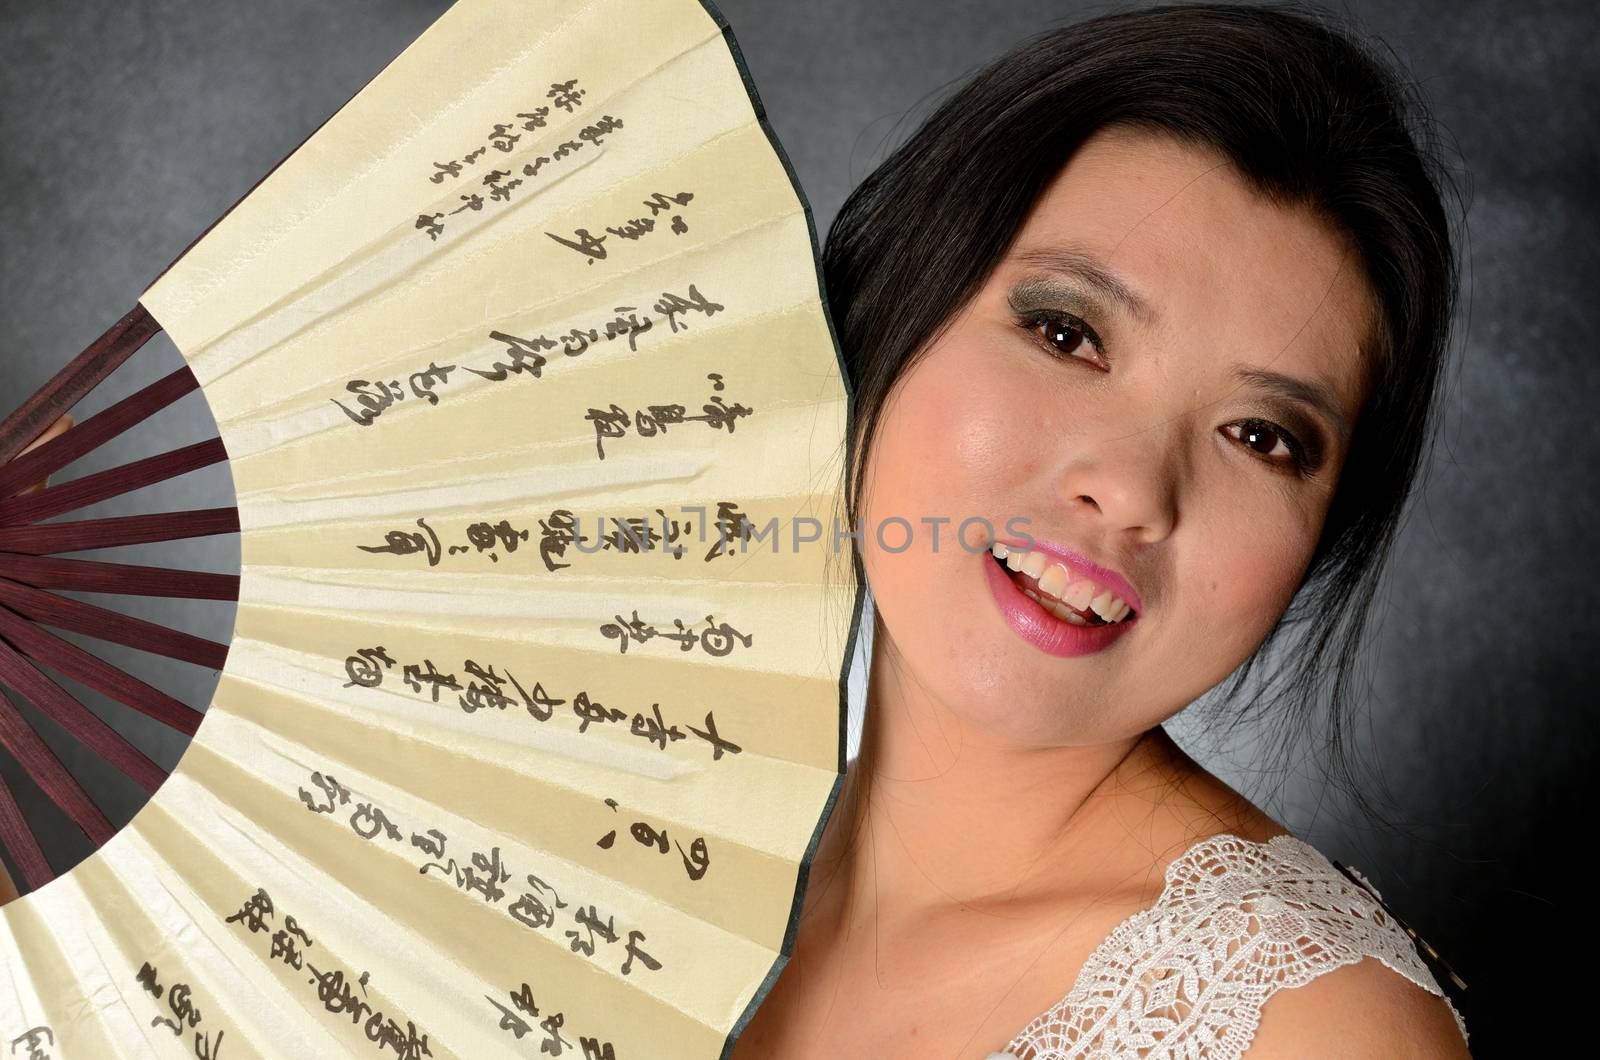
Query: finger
13 413 75 495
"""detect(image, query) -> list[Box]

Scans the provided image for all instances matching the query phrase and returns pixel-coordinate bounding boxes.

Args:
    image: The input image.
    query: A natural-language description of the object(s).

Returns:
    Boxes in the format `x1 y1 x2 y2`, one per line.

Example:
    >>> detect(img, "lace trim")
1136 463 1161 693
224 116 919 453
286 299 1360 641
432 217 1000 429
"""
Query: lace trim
993 833 1469 1060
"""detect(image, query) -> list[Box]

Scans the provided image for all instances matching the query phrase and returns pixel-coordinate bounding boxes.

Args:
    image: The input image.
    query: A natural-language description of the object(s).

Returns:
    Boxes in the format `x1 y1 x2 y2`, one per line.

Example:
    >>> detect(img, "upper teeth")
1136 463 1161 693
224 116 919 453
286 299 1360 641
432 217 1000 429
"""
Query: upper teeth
991 542 1134 624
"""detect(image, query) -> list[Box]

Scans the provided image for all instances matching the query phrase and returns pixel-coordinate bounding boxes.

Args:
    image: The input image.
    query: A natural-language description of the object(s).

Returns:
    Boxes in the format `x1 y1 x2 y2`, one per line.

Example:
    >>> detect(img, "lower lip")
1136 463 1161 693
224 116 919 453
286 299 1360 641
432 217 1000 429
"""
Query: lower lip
982 553 1138 657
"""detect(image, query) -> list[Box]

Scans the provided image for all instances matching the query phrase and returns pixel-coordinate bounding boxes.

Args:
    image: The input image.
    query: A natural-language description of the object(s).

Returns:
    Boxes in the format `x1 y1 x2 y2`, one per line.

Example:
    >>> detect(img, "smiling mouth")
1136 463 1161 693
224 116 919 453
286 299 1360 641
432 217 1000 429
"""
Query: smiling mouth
989 551 1133 627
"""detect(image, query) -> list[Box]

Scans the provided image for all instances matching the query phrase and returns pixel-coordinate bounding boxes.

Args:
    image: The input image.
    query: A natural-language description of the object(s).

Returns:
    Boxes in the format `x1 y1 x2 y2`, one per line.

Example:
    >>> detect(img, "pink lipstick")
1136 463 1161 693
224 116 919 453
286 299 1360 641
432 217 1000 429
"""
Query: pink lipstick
981 540 1140 657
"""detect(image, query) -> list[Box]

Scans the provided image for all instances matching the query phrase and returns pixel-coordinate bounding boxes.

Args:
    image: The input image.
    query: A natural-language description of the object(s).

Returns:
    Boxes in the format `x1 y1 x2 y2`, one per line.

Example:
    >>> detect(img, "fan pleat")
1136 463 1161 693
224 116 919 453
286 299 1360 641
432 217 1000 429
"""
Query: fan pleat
158 713 747 1054
9 854 288 1058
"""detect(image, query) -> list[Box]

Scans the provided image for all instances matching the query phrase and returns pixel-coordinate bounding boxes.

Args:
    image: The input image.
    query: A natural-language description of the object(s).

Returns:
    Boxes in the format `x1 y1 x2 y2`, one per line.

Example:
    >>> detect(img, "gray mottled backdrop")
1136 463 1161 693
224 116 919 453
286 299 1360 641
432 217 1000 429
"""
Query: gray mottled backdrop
1 1 1593 1054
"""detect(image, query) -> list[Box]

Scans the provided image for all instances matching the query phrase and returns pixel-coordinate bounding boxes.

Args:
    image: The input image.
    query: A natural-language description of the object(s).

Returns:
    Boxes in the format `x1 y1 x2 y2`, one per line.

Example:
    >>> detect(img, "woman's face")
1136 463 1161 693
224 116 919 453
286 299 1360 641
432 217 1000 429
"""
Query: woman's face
857 124 1376 747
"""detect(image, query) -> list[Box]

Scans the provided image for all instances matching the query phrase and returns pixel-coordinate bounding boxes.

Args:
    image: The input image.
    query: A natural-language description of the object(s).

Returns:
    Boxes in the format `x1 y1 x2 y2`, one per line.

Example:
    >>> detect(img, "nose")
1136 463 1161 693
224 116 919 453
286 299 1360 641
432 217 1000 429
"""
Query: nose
1053 419 1180 545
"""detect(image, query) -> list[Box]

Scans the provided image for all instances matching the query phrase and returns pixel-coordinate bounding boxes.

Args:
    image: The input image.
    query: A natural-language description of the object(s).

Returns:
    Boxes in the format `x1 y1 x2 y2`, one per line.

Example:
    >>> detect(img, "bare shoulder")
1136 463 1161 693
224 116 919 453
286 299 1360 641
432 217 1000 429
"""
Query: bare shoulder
1244 955 1471 1058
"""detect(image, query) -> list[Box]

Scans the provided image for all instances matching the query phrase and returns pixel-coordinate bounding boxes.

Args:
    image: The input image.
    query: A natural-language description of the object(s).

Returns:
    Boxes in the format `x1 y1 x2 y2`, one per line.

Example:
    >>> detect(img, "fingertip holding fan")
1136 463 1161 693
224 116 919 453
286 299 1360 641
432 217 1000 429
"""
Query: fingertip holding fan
0 1 861 1056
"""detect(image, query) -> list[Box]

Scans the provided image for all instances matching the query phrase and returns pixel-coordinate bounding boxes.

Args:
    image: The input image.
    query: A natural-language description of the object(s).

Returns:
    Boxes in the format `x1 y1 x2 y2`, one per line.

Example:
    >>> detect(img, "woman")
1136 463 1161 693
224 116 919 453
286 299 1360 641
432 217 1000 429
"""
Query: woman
731 2 1469 1058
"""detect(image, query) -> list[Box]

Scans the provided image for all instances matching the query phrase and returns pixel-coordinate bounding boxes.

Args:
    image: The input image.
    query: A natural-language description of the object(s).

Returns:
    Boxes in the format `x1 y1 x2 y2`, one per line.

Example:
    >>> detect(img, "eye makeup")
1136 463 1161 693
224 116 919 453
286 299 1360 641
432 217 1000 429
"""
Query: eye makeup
1004 275 1339 478
1006 276 1105 328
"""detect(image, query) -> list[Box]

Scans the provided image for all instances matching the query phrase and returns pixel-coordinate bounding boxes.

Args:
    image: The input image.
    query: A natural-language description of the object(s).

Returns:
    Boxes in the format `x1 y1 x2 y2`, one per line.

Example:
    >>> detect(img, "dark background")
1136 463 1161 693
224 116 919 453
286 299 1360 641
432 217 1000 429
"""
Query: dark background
1 1 1593 1054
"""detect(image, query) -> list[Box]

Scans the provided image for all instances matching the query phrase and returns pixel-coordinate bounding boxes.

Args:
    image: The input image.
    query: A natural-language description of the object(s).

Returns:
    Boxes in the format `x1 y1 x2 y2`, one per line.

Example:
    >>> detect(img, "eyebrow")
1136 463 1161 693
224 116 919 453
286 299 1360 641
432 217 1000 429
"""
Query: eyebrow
1230 364 1352 448
1010 245 1158 327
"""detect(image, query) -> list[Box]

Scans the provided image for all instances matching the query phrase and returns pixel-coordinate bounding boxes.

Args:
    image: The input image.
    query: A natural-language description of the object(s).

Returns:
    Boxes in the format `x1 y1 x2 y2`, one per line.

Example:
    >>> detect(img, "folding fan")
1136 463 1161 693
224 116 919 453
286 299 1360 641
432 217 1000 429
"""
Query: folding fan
0 1 860 1056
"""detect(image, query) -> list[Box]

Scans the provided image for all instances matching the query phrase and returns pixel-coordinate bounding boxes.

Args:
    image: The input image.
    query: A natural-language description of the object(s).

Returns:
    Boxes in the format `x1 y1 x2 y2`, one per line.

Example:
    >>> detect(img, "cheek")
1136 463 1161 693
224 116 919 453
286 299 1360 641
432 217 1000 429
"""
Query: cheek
870 366 1046 521
1185 509 1318 656
858 357 1022 638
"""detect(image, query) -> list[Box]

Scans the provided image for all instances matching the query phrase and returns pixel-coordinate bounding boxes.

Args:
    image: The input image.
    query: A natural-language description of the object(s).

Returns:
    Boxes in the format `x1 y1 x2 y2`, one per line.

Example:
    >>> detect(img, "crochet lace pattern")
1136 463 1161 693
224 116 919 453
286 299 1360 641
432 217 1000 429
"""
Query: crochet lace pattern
990 833 1469 1059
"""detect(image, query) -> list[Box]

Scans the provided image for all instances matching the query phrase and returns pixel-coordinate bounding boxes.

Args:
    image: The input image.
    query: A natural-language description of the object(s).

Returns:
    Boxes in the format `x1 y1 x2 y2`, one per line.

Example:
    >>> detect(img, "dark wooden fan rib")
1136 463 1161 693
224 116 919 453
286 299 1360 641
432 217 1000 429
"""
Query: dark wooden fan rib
0 553 238 600
0 688 115 893
0 603 203 736
0 304 241 901
0 768 54 891
0 508 240 554
0 578 229 670
0 438 228 527
0 639 167 795
0 364 200 500
0 305 160 469
0 689 117 841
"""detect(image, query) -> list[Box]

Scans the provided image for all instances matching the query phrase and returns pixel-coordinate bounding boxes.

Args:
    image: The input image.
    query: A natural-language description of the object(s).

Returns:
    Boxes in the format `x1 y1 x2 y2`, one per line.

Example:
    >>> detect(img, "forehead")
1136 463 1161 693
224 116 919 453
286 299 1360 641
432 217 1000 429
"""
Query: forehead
1007 125 1376 407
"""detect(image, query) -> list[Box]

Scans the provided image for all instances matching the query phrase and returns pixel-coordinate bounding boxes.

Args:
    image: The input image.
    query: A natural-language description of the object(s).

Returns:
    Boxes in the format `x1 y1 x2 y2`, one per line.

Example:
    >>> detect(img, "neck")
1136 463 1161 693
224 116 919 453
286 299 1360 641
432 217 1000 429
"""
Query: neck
804 614 1210 941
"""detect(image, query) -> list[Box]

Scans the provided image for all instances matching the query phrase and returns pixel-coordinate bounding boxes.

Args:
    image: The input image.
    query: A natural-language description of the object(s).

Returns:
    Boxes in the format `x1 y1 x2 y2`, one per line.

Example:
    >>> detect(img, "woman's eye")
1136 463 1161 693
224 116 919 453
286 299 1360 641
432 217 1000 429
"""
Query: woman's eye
1015 309 1106 368
1223 419 1312 475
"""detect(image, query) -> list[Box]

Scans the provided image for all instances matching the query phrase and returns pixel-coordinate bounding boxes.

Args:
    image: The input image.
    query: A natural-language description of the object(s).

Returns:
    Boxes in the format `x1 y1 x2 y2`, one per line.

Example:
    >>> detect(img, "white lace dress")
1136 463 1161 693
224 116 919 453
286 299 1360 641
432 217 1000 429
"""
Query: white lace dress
987 833 1470 1059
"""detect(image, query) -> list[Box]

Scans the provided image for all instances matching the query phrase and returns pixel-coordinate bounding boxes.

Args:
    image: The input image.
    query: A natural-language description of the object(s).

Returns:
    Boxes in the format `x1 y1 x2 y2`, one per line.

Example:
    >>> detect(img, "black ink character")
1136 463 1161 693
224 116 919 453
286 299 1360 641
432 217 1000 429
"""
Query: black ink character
332 378 405 427
643 190 694 216
598 610 653 655
560 325 601 356
601 306 652 353
410 828 447 860
464 518 529 563
349 800 404 842
415 213 445 241
688 394 755 435
358 517 443 567
224 887 275 935
547 227 607 264
690 709 744 762
344 646 396 689
548 79 586 112
585 404 630 461
429 160 464 183
488 124 520 152
136 961 164 999
307 964 372 1024
577 114 624 147
653 283 725 333
508 874 567 931
571 690 626 735
705 502 756 561
466 330 555 381
408 361 456 406
270 914 314 971
459 660 515 714
403 658 463 702
537 509 587 573
677 835 711 882
620 929 661 976
630 703 685 750
8 1026 54 1060
564 903 618 957
697 619 753 658
605 215 655 242
298 771 352 815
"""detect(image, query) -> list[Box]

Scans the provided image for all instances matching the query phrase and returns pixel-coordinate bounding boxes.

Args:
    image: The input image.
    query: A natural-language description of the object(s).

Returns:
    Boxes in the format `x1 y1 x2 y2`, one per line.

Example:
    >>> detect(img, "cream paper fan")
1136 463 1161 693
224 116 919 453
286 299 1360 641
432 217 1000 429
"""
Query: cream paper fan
0 0 860 1056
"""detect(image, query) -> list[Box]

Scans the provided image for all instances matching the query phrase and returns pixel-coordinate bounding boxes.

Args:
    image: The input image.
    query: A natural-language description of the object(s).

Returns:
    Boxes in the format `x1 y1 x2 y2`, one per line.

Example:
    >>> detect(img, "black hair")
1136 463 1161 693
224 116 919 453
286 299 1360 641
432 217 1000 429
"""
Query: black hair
820 0 1467 832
